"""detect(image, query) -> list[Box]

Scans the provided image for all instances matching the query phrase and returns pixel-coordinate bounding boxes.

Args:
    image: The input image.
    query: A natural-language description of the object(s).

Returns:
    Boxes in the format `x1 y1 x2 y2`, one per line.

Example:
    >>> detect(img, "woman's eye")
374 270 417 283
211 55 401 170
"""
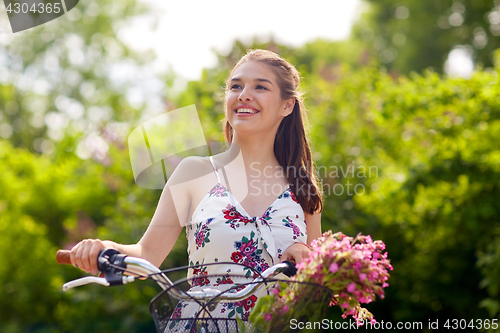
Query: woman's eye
229 84 267 90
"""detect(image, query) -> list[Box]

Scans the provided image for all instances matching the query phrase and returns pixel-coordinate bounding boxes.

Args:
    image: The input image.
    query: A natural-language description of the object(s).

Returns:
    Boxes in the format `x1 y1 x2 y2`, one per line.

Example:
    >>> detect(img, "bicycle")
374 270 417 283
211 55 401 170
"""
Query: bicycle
56 248 333 333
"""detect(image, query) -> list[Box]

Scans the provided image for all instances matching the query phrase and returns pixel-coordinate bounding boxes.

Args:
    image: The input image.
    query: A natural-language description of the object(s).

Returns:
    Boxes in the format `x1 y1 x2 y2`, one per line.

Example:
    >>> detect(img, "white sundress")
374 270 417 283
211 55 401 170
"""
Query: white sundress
165 156 307 332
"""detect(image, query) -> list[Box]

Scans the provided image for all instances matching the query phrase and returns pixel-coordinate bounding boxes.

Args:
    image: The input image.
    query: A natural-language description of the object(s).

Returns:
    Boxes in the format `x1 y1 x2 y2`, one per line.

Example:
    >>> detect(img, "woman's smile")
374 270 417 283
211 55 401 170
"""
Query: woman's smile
234 104 260 117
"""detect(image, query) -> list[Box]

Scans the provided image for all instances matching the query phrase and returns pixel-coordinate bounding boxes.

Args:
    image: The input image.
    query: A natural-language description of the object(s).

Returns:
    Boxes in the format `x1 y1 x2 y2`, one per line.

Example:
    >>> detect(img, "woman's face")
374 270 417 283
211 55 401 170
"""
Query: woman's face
225 61 294 137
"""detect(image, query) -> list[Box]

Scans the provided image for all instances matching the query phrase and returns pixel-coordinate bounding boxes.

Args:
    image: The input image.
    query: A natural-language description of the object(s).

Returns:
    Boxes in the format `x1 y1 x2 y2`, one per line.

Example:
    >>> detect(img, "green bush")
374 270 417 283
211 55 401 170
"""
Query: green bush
0 140 188 332
305 60 500 328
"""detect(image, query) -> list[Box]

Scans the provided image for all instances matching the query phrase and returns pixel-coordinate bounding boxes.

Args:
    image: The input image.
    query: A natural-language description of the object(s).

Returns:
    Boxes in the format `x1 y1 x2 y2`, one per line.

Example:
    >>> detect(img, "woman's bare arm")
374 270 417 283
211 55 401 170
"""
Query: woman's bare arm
305 211 322 245
136 182 184 267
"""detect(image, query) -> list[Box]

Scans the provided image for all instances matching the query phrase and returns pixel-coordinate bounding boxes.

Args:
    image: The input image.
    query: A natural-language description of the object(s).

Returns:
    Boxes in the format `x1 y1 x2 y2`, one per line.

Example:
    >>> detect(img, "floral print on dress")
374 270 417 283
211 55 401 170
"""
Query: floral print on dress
261 206 277 222
289 190 299 204
169 302 188 324
214 275 234 286
170 301 188 320
231 231 270 277
190 260 210 287
219 286 258 320
238 295 258 315
277 187 299 204
208 183 228 197
282 216 304 240
223 204 252 229
168 301 190 331
194 218 213 250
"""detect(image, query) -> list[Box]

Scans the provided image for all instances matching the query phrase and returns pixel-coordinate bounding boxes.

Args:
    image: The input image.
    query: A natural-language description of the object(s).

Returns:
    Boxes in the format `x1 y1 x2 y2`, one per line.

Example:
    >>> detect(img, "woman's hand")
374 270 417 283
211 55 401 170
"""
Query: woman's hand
280 242 311 265
70 239 118 275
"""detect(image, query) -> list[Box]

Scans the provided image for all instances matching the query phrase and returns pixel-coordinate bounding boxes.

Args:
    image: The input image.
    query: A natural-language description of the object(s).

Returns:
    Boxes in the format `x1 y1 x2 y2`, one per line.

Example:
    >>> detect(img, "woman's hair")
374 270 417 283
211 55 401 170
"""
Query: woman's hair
222 49 323 215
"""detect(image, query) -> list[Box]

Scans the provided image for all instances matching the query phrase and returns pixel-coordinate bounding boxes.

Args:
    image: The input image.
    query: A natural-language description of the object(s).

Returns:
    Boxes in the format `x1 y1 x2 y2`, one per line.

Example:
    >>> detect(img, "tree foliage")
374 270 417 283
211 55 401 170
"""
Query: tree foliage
352 0 500 73
0 0 155 152
305 58 500 326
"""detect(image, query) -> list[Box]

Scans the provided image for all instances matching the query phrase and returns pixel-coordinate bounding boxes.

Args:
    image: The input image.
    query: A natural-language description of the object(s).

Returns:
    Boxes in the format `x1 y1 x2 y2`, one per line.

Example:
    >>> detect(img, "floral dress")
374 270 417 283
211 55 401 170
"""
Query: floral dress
166 156 307 332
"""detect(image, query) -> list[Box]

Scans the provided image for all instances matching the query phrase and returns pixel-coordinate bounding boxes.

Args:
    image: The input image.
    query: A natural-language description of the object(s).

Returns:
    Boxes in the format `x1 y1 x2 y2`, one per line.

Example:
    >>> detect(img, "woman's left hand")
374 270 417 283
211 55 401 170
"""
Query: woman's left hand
280 242 311 265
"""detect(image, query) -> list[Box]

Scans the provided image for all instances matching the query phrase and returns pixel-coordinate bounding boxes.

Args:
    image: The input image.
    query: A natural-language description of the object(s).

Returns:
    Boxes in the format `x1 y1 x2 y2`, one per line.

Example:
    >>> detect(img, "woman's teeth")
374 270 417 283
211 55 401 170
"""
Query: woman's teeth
236 108 257 114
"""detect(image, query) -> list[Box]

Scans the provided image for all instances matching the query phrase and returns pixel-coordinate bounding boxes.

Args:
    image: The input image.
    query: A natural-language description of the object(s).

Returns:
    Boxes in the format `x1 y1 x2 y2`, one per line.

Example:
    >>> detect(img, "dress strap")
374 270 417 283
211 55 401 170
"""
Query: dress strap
209 156 221 184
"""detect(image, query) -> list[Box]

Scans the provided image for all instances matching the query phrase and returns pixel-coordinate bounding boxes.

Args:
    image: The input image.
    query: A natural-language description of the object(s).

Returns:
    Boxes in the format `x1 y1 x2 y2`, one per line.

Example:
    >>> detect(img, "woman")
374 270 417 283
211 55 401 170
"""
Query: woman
69 49 323 325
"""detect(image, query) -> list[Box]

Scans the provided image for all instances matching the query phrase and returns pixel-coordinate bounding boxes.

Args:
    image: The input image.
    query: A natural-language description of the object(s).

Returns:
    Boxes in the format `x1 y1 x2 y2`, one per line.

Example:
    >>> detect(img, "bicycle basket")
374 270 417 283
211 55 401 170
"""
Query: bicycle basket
150 274 334 333
150 270 278 333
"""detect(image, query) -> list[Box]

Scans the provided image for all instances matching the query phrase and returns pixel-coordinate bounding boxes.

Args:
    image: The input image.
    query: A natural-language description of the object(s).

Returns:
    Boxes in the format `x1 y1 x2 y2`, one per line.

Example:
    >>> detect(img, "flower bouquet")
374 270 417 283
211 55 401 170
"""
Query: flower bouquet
244 231 393 332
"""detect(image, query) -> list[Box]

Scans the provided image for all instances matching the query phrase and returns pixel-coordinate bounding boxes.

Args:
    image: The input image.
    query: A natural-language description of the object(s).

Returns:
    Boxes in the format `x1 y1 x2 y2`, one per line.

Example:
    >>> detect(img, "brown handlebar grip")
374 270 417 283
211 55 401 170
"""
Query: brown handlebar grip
56 250 72 265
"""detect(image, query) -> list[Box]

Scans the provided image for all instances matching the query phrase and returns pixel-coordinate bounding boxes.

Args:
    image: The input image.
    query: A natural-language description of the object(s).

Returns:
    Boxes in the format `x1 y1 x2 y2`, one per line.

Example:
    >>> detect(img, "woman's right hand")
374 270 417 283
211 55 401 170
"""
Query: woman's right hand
70 239 118 275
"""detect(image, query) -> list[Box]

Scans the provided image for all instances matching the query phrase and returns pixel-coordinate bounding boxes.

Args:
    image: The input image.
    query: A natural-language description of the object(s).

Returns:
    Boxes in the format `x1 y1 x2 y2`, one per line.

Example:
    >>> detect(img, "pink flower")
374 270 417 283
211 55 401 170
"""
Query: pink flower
359 296 371 303
354 262 361 271
253 230 392 329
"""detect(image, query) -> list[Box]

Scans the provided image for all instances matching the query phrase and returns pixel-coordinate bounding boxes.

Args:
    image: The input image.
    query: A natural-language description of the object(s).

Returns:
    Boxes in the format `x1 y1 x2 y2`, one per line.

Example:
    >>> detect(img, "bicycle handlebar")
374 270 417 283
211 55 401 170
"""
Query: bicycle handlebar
56 248 297 304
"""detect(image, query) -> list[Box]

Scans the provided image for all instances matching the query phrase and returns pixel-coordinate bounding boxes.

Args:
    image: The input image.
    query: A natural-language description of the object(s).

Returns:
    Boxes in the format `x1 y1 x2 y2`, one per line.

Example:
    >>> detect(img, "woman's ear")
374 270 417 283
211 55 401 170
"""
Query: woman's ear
283 98 296 117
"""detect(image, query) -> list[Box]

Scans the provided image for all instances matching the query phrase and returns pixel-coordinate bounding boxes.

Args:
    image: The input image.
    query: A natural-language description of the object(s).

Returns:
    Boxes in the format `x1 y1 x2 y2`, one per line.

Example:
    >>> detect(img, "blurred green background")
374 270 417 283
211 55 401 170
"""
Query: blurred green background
1 0 499 332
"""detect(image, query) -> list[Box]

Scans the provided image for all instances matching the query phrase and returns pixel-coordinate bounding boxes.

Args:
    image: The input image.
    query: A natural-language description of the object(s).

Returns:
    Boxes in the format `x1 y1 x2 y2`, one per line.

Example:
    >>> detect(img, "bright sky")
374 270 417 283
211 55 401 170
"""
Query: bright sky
118 0 364 81
1 0 470 88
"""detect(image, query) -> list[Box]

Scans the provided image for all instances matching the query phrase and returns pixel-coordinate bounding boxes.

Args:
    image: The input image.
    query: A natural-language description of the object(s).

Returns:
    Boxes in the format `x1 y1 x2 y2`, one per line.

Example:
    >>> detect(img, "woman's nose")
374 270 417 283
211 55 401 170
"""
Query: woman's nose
238 88 252 101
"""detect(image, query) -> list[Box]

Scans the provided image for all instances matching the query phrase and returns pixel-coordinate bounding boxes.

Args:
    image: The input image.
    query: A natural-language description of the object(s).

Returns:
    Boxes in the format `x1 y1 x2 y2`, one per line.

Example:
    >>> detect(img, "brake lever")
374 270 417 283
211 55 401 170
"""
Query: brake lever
98 248 129 286
63 276 110 291
62 275 136 291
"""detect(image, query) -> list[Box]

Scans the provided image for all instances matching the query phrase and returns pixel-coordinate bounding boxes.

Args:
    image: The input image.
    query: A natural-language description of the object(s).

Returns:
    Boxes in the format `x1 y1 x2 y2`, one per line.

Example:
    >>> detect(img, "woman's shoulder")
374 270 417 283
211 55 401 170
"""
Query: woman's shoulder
168 156 214 186
178 155 211 168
